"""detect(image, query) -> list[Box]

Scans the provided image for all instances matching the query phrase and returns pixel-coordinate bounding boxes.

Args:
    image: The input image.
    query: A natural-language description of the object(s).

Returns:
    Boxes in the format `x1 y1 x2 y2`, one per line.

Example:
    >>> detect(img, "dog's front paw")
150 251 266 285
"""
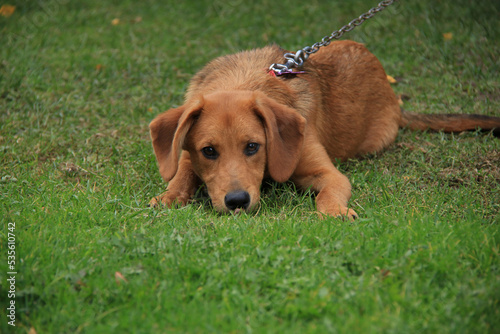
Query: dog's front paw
148 196 162 208
317 204 359 221
338 207 359 221
148 192 189 208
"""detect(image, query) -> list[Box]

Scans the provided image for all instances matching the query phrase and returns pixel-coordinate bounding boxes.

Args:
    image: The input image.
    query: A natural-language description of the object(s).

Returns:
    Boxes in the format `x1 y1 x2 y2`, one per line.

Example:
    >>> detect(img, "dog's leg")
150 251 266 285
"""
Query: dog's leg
149 151 200 208
292 140 358 220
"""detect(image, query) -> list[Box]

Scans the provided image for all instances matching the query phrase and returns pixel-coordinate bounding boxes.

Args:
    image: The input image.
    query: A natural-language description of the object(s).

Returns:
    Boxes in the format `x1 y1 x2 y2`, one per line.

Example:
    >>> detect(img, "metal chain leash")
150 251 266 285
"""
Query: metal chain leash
269 0 398 75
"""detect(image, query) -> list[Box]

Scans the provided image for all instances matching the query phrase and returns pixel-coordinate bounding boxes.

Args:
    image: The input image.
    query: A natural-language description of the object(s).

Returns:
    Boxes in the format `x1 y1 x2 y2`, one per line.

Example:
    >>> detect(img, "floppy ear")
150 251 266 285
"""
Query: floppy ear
149 99 204 182
253 92 306 182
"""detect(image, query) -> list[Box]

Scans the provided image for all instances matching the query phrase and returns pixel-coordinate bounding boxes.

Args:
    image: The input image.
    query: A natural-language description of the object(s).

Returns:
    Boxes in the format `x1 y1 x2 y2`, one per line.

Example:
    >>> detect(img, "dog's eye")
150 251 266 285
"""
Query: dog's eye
201 146 218 159
244 143 260 156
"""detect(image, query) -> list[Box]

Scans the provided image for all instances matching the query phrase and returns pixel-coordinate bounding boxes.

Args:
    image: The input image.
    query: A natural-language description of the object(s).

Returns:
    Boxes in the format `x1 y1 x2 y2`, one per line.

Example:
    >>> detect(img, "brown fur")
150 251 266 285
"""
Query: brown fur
149 40 500 219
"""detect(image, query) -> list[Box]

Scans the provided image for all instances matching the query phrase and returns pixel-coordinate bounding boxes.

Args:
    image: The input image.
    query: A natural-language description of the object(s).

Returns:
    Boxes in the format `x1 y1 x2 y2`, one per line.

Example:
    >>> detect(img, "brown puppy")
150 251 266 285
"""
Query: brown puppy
149 41 500 219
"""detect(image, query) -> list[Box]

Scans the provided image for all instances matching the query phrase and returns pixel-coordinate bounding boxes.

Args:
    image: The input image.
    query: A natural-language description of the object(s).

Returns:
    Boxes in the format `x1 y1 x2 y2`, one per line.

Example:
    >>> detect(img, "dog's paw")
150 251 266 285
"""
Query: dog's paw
317 206 359 221
148 192 189 208
341 207 359 221
148 196 161 208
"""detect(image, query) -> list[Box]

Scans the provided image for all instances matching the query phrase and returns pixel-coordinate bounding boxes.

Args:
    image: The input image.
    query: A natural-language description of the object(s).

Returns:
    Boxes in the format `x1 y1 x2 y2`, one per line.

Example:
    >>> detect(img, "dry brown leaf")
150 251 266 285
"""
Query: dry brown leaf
397 93 411 106
115 271 128 285
0 5 15 17
387 75 397 84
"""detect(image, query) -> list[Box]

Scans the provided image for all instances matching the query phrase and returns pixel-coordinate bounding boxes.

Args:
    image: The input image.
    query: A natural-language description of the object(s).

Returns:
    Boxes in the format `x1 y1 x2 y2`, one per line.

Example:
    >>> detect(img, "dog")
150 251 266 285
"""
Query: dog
149 40 500 219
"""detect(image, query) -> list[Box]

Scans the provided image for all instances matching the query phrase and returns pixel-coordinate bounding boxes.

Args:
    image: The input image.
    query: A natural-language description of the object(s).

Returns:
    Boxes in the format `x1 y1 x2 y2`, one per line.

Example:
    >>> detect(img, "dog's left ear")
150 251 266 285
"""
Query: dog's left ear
253 92 306 182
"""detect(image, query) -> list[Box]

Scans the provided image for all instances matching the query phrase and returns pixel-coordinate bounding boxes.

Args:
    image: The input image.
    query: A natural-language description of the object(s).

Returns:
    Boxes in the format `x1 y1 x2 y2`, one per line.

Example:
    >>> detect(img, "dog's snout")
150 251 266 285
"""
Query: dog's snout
224 190 251 210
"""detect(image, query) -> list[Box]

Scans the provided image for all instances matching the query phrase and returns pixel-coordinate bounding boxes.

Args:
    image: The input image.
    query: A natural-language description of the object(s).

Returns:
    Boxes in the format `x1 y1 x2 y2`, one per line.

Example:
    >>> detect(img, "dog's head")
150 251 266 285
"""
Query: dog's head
150 90 306 212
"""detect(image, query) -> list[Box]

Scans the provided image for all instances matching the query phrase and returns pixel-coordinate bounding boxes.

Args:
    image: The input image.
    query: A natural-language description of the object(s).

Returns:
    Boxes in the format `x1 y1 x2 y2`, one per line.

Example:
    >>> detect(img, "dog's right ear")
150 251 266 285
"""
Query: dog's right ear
253 92 306 182
149 98 204 182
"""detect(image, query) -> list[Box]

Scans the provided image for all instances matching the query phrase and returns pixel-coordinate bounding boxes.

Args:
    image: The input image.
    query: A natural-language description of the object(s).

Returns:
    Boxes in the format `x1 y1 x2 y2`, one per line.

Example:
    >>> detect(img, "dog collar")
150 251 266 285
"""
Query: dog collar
267 69 306 77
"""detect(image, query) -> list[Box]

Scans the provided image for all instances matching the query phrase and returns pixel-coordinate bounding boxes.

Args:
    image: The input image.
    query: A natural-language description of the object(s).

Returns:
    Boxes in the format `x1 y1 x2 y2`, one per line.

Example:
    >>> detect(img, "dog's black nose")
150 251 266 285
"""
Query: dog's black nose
224 191 251 211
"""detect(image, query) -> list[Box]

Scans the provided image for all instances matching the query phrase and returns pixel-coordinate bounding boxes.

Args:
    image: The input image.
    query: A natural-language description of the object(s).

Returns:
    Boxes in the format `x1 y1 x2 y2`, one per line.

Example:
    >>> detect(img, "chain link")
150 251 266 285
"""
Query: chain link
269 0 397 75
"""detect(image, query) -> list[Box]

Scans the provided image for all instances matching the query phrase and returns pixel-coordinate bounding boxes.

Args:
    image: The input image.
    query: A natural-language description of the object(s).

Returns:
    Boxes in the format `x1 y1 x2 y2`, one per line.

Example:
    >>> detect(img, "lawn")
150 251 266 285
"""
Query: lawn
1 0 499 333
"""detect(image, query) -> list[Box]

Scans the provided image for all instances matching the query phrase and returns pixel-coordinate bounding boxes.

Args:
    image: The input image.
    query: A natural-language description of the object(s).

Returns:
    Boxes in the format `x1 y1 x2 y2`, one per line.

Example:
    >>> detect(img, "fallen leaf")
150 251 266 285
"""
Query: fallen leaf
115 271 128 285
111 18 120 25
0 5 15 17
387 75 397 84
396 93 411 106
74 279 87 291
28 327 37 334
443 32 453 40
380 269 391 279
397 95 404 106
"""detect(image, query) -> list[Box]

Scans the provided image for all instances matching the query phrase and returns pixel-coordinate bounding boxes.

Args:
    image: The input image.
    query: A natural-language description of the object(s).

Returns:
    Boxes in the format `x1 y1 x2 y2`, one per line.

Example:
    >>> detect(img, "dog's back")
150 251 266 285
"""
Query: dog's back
304 41 402 158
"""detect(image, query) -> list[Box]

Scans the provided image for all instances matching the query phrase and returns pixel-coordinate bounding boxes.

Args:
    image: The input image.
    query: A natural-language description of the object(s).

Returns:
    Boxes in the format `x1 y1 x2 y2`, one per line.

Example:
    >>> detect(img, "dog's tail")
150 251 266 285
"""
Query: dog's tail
399 110 500 137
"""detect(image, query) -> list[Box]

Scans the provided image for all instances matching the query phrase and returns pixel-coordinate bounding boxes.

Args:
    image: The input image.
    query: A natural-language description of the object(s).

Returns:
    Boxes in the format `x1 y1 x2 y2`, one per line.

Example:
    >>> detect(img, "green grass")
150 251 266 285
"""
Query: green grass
1 0 499 333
